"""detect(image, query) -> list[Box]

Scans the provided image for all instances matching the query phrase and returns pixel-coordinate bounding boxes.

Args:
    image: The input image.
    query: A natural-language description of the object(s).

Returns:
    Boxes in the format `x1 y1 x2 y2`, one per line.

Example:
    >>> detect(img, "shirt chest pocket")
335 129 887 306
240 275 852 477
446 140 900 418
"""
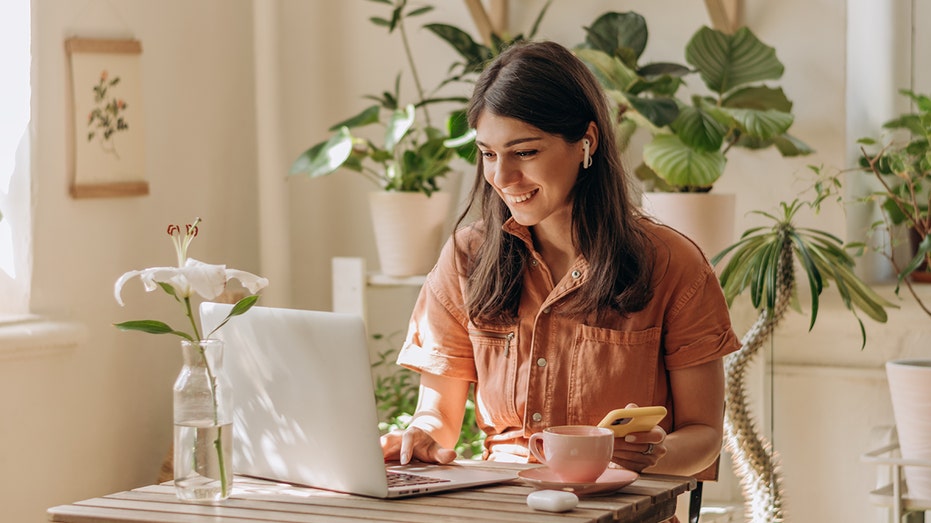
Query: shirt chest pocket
469 328 519 431
566 325 662 425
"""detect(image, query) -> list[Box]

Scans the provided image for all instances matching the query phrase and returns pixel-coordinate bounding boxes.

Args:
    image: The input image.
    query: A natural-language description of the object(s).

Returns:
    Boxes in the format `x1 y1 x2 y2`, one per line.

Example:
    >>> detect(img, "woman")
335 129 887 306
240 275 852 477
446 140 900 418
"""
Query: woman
380 40 740 481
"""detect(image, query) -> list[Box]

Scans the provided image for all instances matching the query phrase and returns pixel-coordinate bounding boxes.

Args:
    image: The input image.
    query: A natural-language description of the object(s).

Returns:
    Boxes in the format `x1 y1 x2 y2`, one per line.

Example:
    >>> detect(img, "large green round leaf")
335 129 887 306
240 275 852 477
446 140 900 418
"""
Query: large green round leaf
723 86 792 112
575 48 639 92
583 11 648 64
643 134 726 189
686 27 784 95
721 107 794 140
627 96 680 128
672 105 726 152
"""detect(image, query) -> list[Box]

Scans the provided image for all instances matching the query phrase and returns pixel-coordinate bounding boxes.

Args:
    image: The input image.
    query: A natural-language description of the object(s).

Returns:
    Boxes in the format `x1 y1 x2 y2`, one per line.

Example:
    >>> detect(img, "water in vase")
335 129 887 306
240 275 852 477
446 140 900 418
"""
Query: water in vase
174 420 233 501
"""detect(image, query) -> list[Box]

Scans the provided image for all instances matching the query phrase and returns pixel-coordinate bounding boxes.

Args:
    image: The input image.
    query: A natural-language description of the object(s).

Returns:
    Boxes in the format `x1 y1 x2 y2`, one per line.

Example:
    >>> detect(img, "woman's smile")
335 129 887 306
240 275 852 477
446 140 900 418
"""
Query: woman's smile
504 188 539 204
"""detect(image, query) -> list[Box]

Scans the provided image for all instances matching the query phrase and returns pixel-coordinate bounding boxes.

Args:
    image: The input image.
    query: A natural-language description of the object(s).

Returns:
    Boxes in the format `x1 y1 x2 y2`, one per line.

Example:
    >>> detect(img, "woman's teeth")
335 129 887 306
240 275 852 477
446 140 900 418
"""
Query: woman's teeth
508 189 538 204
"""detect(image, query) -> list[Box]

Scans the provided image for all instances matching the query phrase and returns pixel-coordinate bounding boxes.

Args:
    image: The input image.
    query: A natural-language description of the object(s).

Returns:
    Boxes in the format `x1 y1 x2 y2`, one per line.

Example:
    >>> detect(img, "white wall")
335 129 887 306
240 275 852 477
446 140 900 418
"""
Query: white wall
0 1 260 522
5 0 927 522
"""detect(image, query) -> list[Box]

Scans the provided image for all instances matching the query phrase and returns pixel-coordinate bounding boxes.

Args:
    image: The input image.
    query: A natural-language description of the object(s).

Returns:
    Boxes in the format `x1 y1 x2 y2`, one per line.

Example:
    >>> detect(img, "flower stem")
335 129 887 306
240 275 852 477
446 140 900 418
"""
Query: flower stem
197 341 227 497
215 425 229 497
184 297 202 341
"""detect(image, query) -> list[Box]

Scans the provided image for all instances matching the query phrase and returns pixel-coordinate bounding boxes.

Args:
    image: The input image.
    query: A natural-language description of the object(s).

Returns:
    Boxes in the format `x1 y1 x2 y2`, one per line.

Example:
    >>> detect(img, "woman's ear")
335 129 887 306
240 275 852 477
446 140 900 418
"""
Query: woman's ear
581 121 599 169
584 121 599 155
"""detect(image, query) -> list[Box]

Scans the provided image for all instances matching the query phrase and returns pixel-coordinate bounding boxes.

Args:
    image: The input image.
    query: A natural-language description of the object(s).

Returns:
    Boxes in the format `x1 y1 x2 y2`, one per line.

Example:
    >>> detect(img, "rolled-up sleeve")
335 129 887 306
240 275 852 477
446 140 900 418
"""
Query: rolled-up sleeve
396 238 477 382
663 264 741 370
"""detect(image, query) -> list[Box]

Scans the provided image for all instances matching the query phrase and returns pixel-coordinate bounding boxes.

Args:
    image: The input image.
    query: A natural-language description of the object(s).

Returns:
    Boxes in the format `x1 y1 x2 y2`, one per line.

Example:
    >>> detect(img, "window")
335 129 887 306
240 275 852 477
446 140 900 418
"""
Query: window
0 0 30 317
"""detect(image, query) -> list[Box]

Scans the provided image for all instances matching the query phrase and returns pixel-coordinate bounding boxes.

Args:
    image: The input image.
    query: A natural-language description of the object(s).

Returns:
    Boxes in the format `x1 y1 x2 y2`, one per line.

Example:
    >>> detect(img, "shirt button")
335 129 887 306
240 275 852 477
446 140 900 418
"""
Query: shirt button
571 270 582 279
537 358 547 367
530 259 538 266
542 307 550 314
532 412 543 422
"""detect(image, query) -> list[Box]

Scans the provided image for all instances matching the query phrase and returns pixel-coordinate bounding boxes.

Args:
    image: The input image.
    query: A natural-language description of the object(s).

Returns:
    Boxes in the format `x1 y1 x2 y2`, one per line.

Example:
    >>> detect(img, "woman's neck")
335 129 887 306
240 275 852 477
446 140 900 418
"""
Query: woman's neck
531 217 578 283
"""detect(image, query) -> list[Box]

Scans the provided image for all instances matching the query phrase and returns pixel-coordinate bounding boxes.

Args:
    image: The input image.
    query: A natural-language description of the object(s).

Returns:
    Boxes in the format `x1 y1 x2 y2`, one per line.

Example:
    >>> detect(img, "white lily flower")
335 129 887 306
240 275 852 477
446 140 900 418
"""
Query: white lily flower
114 258 269 306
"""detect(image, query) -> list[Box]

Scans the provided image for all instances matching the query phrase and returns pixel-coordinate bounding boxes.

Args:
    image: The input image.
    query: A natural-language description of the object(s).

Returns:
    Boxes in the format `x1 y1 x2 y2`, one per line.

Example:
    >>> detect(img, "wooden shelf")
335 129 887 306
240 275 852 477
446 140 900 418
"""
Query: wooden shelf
862 441 931 520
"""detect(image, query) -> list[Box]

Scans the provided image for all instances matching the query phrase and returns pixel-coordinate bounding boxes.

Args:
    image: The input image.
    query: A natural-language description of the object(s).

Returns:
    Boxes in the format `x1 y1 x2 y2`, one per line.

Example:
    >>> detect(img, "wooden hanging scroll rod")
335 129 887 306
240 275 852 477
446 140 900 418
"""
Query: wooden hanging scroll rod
703 0 744 34
463 0 508 47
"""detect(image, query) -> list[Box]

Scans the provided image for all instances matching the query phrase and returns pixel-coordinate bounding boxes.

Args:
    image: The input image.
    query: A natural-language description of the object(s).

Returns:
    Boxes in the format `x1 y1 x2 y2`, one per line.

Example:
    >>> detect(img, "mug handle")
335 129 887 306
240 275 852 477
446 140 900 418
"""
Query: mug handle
528 433 548 464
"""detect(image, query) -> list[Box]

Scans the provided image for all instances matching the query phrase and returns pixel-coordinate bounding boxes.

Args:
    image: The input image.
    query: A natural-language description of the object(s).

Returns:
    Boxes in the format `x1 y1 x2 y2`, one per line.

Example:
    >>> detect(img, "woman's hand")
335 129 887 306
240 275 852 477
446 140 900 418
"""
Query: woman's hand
610 425 667 472
380 426 458 465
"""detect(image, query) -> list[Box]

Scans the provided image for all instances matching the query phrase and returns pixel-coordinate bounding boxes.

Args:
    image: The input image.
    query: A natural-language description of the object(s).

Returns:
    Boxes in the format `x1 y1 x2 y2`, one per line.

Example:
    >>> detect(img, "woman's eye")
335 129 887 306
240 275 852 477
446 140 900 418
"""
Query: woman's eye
481 151 496 159
515 150 537 158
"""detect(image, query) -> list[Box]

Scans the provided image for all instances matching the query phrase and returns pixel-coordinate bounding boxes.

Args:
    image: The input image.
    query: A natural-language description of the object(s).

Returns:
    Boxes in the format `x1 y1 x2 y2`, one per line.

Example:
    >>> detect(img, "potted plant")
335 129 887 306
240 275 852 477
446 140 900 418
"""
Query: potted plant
855 88 931 501
575 12 813 256
857 89 931 292
289 0 475 277
290 0 552 277
710 192 895 522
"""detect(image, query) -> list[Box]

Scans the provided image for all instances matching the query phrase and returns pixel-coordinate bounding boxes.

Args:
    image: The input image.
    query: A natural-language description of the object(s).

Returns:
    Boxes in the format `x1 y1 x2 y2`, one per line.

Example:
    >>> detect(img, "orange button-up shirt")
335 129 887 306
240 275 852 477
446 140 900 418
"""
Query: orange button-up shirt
397 217 740 463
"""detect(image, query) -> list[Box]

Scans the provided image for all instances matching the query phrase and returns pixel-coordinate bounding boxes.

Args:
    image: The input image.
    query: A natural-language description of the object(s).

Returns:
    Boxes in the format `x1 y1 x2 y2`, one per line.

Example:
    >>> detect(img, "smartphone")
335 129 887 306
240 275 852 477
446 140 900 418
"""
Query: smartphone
597 406 668 437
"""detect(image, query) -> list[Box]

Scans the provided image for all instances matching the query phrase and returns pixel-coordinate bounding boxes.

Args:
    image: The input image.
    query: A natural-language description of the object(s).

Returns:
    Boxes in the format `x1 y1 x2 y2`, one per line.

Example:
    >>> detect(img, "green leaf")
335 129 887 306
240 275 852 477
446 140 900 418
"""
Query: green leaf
327 105 380 132
205 295 261 338
114 320 194 341
720 107 794 140
527 0 552 40
385 104 416 151
898 233 931 282
289 127 354 178
626 96 680 128
406 6 433 17
575 48 639 92
672 105 727 151
771 133 815 156
424 23 491 73
583 11 648 66
156 281 181 302
642 134 727 189
722 86 793 112
686 26 784 95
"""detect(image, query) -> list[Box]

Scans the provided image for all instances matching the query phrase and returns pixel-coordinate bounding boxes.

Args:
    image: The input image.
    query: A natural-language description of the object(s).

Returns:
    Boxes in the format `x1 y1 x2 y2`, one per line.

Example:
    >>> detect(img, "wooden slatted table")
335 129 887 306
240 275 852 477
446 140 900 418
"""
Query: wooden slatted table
48 462 694 523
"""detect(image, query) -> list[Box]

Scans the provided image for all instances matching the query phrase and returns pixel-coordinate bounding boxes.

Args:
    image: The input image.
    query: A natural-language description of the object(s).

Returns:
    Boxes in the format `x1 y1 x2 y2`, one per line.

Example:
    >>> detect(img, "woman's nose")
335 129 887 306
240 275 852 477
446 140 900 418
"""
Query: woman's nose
493 157 520 187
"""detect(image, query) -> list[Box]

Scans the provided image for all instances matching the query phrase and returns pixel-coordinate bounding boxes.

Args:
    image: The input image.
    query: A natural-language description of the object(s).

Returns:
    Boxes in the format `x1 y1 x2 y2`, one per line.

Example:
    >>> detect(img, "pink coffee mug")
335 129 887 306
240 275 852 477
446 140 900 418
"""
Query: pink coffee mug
528 425 614 483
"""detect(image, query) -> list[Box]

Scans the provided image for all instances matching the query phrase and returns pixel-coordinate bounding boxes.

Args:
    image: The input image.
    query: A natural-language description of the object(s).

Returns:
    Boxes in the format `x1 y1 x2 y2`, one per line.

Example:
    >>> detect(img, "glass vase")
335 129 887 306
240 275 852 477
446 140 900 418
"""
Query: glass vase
173 338 233 501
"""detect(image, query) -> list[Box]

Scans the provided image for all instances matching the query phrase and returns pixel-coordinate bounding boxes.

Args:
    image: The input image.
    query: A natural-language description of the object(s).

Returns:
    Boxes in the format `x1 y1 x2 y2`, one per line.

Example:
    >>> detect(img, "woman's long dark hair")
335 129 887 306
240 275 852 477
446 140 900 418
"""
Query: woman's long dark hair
455 41 655 324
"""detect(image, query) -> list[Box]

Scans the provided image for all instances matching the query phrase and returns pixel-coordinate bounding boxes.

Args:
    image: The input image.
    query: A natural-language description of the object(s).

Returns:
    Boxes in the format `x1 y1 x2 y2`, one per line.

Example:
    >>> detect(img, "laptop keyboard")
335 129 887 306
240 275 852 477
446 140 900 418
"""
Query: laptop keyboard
386 470 452 487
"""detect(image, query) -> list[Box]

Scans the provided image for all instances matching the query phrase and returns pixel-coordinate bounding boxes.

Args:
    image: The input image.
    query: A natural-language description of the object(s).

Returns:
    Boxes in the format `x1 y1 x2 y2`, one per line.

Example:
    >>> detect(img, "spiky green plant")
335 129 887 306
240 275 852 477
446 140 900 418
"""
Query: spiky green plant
712 199 895 347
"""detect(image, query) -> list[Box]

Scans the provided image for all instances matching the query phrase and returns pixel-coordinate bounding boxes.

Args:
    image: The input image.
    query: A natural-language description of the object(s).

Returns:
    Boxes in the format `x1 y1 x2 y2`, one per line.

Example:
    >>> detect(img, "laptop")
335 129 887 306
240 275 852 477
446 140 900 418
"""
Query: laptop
199 302 516 498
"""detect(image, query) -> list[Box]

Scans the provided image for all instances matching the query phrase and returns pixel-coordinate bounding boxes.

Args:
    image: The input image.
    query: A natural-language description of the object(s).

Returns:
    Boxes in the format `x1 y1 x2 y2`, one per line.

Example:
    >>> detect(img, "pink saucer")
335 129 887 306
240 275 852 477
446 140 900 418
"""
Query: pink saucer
517 467 639 496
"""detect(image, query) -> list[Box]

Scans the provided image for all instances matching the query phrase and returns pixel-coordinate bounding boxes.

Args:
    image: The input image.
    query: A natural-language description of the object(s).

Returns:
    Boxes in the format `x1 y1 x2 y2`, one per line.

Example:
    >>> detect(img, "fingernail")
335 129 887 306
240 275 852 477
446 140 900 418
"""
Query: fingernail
400 451 410 464
624 435 636 443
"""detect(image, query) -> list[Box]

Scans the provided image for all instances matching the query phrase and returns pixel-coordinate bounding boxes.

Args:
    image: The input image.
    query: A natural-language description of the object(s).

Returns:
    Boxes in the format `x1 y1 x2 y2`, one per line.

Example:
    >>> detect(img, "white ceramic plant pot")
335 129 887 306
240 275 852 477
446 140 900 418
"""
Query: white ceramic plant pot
886 359 931 499
641 192 736 263
369 191 452 277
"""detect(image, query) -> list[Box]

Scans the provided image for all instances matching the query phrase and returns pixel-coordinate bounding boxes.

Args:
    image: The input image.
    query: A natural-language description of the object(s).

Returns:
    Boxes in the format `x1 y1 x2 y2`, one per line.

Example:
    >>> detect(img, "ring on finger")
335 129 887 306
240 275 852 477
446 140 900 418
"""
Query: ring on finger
641 443 655 456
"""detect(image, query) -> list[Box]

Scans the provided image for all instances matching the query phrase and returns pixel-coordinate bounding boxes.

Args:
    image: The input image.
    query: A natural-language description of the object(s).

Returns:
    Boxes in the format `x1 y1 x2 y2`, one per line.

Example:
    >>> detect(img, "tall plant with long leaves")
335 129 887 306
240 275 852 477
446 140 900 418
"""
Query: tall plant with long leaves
576 12 813 192
713 199 894 345
709 196 893 522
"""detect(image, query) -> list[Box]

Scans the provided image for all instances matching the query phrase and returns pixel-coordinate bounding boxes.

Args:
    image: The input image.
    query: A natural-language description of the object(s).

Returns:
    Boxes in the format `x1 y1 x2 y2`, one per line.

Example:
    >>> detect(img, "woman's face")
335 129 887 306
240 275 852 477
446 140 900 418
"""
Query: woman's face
475 111 586 229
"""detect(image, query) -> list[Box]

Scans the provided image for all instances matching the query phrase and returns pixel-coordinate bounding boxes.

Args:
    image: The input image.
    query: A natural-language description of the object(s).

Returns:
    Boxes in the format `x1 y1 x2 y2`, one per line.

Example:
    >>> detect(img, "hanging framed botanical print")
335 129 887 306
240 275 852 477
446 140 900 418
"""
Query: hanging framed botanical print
65 37 147 198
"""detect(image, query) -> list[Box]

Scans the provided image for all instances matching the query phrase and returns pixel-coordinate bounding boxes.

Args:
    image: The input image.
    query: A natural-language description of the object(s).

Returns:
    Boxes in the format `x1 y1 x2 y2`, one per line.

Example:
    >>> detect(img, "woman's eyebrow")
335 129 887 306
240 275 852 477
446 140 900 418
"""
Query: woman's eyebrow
475 136 544 148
